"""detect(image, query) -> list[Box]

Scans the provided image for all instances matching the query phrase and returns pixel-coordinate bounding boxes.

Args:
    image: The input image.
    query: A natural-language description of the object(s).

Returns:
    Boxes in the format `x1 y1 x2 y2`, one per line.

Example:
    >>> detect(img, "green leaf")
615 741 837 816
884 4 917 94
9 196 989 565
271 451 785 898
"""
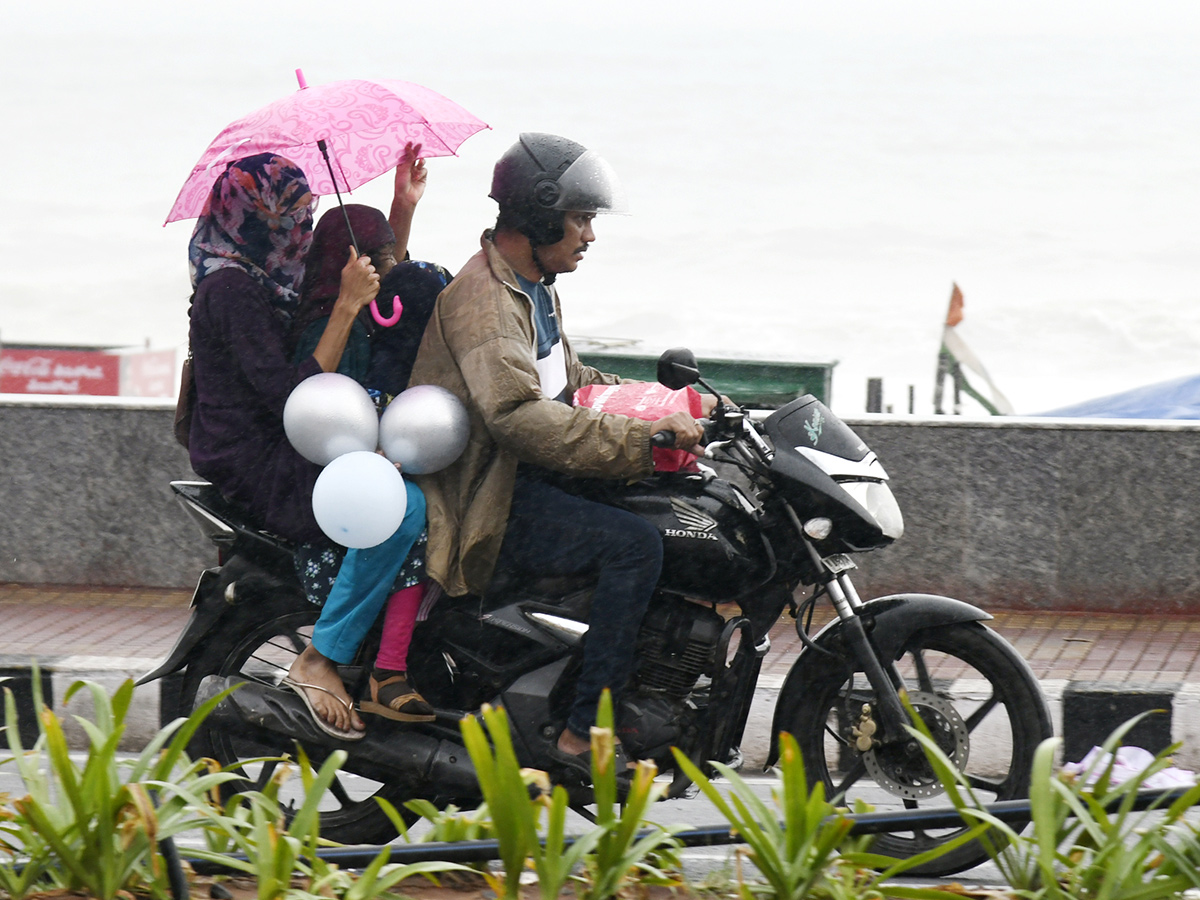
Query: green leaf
460 705 538 900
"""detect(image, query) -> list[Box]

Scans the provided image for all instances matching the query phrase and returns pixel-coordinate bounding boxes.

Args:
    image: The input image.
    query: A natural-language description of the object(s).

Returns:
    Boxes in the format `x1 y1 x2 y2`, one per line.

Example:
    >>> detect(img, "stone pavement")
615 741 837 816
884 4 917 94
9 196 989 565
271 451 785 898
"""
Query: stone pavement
1 583 1196 767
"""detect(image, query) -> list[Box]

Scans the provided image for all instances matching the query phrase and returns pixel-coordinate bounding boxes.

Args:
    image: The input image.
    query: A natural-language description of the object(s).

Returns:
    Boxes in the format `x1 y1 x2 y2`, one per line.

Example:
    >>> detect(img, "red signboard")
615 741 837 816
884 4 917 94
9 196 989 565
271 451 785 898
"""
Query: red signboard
0 349 121 396
120 349 177 398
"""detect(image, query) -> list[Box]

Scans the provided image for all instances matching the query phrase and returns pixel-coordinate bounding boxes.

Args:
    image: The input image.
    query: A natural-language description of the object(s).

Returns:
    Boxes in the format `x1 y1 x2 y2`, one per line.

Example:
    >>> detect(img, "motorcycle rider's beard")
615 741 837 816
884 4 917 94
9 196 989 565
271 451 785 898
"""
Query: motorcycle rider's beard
530 245 556 286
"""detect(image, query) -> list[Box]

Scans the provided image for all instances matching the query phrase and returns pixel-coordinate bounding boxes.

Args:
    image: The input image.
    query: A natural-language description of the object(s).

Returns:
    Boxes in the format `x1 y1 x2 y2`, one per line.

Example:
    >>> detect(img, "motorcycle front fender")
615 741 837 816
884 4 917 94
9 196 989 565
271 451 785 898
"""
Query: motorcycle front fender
136 568 227 685
766 592 990 766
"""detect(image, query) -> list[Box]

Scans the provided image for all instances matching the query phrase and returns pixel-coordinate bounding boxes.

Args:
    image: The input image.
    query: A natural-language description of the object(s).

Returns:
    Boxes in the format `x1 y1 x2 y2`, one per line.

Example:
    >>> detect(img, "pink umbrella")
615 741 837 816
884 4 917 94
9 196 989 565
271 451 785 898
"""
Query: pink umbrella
166 70 489 224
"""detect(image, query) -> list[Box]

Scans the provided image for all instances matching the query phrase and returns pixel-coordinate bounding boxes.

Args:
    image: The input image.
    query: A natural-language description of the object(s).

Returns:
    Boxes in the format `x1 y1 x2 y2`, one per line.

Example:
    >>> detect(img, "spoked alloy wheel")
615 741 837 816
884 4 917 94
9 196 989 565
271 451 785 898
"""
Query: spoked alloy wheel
183 605 411 844
791 621 1051 876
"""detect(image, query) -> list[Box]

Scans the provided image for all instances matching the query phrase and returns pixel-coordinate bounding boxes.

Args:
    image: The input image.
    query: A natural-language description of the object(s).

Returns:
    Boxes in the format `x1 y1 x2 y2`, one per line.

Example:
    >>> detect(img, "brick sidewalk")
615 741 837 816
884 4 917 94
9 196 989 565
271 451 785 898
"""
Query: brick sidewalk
4 582 1197 686
761 607 1200 685
0 584 191 663
3 583 1197 762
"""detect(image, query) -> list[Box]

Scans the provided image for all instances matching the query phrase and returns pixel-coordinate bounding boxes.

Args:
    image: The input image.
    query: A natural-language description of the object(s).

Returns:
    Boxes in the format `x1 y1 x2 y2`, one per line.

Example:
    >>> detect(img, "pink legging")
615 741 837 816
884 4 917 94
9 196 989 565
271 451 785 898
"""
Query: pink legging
375 583 425 671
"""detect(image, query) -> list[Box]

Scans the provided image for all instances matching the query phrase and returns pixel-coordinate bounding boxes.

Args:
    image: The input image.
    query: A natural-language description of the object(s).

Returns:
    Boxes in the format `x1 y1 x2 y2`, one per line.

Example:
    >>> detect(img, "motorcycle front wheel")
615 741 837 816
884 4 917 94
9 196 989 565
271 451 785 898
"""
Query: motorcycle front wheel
788 620 1051 876
182 601 414 845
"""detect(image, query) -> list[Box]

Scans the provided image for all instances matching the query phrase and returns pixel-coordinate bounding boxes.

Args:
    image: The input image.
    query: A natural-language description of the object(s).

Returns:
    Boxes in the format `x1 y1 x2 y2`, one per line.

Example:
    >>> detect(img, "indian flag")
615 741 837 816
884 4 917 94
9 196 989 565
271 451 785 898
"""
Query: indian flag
934 284 1014 416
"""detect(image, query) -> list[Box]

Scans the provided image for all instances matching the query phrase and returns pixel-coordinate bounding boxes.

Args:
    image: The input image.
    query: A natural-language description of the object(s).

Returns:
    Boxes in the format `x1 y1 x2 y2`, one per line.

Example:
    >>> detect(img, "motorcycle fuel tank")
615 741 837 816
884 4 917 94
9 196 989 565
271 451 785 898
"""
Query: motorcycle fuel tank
606 475 774 602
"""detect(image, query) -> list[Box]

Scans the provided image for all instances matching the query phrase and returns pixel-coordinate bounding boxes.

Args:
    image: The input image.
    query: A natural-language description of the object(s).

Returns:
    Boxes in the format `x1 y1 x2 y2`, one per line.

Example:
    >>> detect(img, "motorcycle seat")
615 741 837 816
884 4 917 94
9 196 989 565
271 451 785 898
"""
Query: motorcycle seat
483 570 595 606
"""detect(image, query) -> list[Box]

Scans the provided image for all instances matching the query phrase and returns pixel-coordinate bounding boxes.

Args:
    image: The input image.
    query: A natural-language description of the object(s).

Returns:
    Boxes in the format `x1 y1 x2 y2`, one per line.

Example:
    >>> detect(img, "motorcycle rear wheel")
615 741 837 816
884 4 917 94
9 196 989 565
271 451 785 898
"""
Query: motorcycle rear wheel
789 620 1051 876
182 602 414 845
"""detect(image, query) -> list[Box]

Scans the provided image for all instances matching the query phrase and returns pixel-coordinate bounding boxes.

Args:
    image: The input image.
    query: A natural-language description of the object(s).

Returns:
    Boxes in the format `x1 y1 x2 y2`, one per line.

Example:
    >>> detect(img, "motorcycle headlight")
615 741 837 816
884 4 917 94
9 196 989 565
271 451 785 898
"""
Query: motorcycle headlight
840 481 904 540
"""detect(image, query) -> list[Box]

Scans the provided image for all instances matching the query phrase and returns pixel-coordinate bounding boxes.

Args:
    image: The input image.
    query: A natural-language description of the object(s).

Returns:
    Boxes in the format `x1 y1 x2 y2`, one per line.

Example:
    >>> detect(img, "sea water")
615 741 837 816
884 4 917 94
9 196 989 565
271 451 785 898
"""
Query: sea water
1 0 1198 415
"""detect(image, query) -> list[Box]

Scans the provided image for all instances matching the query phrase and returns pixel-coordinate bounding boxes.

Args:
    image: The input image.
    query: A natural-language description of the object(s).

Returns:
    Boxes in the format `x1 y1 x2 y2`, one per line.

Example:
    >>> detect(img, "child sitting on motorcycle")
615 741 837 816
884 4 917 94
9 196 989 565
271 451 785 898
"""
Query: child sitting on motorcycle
286 148 452 735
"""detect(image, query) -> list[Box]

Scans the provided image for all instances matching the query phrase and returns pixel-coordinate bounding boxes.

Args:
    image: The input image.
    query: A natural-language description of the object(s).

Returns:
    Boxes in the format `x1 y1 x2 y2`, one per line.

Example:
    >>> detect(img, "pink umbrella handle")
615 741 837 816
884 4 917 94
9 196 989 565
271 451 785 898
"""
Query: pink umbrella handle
296 68 308 89
370 295 403 327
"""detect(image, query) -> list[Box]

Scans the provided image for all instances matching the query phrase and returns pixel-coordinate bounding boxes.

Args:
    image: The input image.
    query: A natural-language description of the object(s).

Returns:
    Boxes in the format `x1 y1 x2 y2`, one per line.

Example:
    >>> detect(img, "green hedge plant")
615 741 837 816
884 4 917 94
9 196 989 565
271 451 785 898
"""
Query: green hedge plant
673 731 967 900
577 690 683 900
907 709 1200 900
2 672 240 900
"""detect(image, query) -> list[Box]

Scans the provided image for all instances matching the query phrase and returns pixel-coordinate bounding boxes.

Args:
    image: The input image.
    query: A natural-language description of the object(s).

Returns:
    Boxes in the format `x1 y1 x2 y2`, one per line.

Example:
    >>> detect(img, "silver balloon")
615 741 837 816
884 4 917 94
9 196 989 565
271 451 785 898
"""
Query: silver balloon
311 450 407 548
283 372 379 466
379 385 470 474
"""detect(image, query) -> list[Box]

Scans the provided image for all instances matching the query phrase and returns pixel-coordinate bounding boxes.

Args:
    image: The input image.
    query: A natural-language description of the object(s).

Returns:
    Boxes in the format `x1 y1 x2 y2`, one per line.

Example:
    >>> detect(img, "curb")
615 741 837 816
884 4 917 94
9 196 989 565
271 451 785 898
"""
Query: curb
1 657 167 753
1 662 1190 769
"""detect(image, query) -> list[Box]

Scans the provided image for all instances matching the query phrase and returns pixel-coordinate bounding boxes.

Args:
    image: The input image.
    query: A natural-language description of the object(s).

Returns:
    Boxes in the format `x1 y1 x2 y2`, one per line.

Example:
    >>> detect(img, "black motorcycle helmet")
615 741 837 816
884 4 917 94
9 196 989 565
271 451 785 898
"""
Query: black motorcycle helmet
490 133 628 248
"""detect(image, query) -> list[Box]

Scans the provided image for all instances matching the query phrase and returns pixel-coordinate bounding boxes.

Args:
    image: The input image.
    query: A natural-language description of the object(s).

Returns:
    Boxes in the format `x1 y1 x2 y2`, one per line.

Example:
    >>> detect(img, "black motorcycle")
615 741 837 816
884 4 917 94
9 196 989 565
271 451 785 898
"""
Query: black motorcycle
141 348 1051 875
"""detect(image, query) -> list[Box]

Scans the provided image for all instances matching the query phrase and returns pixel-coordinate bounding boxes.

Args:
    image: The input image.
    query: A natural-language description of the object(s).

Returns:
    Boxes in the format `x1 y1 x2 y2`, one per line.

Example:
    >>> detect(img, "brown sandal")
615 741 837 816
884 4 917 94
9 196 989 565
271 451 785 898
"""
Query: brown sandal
360 671 436 722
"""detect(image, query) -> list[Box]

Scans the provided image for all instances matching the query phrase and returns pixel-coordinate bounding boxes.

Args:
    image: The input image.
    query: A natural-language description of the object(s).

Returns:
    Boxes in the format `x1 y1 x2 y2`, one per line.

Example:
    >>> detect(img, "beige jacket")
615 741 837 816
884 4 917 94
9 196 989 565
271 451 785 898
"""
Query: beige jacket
410 233 654 596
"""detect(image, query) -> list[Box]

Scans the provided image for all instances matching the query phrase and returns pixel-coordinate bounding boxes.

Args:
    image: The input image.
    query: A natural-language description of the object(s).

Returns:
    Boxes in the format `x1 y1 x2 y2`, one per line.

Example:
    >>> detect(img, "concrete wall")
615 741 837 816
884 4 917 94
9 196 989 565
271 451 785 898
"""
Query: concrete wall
3 397 1200 611
0 396 210 588
846 416 1200 613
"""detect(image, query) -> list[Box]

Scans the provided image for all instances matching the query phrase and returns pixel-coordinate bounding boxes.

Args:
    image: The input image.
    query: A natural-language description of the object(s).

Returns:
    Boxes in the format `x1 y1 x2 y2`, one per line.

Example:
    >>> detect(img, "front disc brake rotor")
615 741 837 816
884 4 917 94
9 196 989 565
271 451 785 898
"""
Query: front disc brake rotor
860 691 969 800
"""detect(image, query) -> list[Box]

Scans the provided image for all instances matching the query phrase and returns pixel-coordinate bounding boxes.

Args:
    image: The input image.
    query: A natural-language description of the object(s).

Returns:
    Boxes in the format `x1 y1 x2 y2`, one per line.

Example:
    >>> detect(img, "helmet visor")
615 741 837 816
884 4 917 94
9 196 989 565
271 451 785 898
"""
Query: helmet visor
550 150 630 214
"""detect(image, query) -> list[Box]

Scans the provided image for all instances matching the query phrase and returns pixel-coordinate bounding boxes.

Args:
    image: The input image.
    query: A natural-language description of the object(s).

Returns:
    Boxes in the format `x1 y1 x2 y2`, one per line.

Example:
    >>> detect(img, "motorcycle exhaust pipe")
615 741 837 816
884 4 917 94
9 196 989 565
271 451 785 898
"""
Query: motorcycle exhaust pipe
196 676 481 800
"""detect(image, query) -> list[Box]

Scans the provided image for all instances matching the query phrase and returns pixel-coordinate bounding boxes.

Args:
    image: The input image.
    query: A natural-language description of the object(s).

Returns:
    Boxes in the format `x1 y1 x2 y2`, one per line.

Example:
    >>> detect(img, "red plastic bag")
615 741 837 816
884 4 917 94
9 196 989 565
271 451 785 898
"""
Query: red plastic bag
574 382 703 472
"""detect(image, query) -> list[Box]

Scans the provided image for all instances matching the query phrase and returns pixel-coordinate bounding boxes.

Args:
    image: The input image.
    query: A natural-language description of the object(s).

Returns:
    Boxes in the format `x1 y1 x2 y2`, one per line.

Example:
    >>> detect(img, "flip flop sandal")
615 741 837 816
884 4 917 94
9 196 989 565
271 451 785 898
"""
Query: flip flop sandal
360 674 437 723
281 676 365 741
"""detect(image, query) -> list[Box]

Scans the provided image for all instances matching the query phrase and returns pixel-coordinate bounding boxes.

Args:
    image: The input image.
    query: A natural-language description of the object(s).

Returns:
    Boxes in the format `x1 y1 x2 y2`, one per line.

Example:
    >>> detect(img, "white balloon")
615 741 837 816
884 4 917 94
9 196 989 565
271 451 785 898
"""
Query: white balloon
284 372 379 466
311 451 407 548
379 385 471 475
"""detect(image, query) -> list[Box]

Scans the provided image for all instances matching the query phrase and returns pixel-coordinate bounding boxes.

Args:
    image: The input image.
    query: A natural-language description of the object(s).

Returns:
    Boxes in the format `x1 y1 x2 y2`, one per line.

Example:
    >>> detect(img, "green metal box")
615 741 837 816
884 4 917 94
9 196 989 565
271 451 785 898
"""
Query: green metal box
574 344 835 409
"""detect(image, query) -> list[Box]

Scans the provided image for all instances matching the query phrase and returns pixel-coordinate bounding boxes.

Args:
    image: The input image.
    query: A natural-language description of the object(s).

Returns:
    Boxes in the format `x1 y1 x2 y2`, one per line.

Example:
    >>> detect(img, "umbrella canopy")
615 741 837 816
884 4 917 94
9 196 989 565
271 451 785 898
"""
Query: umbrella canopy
167 73 489 224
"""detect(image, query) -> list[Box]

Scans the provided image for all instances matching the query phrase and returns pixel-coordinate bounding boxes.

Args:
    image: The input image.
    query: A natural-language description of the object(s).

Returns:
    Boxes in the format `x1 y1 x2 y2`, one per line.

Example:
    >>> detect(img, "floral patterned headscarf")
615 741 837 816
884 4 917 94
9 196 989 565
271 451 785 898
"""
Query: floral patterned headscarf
188 153 314 320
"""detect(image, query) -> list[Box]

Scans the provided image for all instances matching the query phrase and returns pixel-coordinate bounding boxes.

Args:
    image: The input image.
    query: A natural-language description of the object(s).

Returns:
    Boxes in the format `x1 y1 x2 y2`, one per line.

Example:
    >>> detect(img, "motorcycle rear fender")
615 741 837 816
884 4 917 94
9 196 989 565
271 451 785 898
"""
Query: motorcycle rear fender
766 593 990 766
136 567 227 685
138 555 307 686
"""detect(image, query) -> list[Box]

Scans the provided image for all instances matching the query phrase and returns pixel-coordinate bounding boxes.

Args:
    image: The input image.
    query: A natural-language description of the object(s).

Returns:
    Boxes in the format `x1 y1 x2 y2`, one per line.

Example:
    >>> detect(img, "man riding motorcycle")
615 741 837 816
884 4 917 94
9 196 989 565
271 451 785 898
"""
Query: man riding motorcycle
409 133 705 774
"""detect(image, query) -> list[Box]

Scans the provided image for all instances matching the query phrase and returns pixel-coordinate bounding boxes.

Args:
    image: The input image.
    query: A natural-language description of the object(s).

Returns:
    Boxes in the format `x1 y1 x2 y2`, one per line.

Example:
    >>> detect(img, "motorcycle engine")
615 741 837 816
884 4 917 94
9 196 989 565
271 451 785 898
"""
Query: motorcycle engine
619 595 726 759
634 595 725 697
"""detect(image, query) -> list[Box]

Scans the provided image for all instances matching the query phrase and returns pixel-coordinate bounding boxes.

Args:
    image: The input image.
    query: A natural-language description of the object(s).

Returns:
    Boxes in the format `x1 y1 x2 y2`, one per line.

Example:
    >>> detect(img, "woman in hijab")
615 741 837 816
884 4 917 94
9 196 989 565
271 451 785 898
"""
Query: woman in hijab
291 146 451 394
187 153 382 541
188 153 424 739
291 203 397 382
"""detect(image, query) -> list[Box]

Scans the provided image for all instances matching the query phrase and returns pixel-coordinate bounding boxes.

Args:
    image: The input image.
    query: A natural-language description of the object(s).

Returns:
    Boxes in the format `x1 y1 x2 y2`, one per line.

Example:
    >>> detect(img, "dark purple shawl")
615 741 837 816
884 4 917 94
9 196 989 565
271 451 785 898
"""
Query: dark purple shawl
187 155 326 543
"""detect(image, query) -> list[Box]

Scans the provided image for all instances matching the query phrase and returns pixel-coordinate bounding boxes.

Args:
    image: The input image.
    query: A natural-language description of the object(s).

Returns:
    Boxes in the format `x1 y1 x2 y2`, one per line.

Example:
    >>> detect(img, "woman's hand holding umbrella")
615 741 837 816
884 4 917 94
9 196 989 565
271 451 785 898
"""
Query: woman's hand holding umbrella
312 247 380 372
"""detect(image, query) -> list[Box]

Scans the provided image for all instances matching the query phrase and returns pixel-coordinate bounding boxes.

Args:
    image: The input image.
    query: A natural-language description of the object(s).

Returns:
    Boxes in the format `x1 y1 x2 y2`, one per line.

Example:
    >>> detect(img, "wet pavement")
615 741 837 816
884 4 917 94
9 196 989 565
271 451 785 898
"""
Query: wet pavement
2 582 1197 765
6 583 1199 682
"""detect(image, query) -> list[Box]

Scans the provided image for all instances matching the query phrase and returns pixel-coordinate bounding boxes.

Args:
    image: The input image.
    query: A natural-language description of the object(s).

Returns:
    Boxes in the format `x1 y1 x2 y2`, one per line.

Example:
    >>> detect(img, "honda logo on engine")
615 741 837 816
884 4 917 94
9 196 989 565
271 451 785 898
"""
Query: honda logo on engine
666 498 719 541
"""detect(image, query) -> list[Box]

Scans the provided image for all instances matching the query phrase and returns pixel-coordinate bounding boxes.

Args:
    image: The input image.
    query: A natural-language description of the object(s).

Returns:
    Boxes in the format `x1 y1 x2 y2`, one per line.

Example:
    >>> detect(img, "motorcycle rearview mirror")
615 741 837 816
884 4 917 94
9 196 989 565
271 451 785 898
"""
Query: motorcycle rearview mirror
657 348 700 390
658 347 729 411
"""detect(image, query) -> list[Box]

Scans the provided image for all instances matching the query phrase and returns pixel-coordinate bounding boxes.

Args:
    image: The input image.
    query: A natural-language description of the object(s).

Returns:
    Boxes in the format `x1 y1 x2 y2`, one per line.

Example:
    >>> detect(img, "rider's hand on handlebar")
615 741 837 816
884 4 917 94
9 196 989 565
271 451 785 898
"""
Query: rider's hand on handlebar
700 393 734 417
650 410 705 453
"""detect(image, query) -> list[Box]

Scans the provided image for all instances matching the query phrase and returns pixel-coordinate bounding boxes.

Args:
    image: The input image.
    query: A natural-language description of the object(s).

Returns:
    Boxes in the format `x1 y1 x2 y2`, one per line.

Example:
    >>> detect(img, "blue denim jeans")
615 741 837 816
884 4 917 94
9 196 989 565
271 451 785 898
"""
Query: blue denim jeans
493 475 663 739
311 479 426 664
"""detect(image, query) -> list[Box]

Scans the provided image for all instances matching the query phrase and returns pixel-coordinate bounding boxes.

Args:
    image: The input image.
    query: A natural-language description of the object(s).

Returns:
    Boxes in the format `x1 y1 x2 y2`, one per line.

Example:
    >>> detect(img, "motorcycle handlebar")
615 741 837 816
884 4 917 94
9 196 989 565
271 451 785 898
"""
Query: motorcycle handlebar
650 419 714 450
